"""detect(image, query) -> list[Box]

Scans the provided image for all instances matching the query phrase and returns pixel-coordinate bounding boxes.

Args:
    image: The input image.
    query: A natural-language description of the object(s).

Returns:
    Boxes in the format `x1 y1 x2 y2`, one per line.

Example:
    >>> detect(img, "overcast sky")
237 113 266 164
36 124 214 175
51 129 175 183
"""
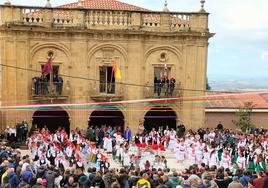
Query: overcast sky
6 0 268 85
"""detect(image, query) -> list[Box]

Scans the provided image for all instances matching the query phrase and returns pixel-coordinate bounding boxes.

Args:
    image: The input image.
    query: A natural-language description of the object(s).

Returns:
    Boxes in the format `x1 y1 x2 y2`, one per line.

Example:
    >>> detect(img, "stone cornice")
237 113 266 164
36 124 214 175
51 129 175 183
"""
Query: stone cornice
0 26 213 41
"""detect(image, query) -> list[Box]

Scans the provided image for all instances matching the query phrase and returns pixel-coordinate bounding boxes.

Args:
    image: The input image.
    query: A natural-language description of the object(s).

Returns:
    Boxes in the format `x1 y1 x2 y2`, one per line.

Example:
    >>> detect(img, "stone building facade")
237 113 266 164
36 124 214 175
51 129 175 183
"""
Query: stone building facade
0 0 213 132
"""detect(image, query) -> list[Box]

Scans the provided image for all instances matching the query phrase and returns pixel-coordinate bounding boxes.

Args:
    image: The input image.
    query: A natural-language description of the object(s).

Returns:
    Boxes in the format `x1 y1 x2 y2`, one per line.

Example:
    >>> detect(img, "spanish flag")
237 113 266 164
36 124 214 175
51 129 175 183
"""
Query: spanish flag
113 62 122 80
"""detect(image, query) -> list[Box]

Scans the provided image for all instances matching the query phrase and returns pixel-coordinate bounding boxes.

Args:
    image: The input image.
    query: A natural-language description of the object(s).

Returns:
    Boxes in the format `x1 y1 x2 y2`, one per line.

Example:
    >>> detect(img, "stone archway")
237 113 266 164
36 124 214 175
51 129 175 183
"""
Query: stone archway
144 107 177 131
89 107 124 131
32 107 70 133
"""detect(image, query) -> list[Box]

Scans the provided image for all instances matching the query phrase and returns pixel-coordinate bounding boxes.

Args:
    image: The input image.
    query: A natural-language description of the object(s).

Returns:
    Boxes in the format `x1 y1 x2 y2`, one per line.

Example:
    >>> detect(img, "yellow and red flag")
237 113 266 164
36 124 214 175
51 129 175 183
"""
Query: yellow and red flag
112 62 122 80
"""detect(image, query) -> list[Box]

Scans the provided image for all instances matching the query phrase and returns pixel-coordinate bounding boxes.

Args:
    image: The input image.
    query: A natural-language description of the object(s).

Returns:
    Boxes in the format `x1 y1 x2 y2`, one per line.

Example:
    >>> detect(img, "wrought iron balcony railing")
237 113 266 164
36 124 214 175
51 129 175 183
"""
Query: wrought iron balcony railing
144 83 182 98
89 82 124 102
32 81 68 100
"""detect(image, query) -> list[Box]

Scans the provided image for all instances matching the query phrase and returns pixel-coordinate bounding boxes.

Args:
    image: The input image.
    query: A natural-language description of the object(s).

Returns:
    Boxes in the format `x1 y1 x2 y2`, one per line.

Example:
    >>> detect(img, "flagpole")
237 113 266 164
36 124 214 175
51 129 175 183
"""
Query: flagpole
110 62 115 93
49 57 53 95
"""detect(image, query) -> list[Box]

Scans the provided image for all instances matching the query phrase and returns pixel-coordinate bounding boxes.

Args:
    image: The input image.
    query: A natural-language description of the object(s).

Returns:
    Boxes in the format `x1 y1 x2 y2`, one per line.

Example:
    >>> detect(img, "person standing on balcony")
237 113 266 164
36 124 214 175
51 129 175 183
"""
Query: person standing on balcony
41 75 49 95
53 74 58 95
157 78 162 97
154 76 158 94
169 77 176 96
58 76 63 95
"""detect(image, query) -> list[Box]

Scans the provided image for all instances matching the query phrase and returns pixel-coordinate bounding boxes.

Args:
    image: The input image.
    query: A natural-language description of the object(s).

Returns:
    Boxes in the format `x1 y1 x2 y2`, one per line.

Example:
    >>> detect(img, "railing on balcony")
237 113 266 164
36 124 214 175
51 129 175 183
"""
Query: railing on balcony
0 5 209 33
90 82 124 101
32 81 68 99
144 83 182 98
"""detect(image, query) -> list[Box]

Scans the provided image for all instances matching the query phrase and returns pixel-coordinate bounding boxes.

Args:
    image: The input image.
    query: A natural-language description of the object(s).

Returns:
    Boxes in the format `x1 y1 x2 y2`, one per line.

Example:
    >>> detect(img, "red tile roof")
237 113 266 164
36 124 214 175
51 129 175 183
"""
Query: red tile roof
205 92 268 109
58 0 148 11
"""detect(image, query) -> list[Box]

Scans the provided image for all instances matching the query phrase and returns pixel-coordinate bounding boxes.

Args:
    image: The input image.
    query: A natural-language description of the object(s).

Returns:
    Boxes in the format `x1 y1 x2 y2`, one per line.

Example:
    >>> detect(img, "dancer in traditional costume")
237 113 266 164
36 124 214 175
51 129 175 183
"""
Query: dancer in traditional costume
187 144 196 165
220 149 231 169
176 140 186 163
236 153 246 170
209 149 218 167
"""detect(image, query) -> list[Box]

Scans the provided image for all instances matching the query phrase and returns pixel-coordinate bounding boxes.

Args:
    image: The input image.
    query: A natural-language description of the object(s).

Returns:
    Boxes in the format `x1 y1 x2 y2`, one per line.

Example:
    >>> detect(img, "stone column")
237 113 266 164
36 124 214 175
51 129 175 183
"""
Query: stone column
160 12 170 32
130 12 141 30
73 10 85 27
42 9 53 28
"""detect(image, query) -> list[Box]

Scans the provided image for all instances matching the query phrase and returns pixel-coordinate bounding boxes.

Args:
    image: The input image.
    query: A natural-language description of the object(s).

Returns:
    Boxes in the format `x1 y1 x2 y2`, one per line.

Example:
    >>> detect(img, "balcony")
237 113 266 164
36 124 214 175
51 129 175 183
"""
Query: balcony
0 5 210 34
32 81 68 101
144 83 182 99
89 82 124 102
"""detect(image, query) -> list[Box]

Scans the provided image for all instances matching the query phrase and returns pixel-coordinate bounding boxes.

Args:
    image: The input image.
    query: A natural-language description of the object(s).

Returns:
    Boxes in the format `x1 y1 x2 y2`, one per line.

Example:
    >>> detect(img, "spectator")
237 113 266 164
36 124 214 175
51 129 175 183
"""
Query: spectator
136 173 151 188
32 178 44 188
8 168 20 188
168 172 182 188
227 176 243 188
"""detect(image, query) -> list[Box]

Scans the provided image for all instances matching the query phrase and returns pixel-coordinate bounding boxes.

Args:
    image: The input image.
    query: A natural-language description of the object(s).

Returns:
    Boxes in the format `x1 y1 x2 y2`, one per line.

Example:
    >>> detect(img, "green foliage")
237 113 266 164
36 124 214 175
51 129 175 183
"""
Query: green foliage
206 77 211 91
232 102 255 132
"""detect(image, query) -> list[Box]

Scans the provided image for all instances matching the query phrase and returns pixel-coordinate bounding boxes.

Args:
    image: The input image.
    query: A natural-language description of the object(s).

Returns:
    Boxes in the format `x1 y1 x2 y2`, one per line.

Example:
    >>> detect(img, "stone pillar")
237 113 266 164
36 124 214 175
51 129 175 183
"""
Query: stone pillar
131 12 141 29
160 12 170 31
73 10 85 27
189 13 208 32
127 106 144 134
42 9 53 28
70 109 88 131
0 6 22 25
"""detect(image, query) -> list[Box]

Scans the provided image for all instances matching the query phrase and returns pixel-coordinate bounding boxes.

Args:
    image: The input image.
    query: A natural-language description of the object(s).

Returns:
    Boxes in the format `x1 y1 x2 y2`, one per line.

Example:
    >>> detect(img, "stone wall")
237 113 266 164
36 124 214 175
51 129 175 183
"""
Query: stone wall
0 5 212 132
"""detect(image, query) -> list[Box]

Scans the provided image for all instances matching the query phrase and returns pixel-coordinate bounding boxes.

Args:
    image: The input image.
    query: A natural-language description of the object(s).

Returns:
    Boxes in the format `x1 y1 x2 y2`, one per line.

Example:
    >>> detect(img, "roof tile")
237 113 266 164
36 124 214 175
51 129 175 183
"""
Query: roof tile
58 0 148 11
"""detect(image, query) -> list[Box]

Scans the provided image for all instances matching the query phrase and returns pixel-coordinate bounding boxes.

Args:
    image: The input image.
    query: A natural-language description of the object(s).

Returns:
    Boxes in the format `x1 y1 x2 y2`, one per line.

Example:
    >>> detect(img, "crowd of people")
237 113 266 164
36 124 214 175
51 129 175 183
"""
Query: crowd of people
0 122 267 187
4 121 29 143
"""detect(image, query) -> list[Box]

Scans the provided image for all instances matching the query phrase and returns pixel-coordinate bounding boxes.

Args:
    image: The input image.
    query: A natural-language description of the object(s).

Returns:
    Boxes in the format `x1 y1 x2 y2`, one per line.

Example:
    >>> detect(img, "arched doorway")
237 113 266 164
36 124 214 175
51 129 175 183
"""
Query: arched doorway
89 107 124 131
32 107 70 133
144 107 177 131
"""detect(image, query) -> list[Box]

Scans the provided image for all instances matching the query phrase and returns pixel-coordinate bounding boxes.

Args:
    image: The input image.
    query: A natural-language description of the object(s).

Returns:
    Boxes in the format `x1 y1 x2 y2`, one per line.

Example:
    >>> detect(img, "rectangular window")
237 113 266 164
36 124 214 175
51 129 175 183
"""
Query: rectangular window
99 66 115 94
154 67 171 80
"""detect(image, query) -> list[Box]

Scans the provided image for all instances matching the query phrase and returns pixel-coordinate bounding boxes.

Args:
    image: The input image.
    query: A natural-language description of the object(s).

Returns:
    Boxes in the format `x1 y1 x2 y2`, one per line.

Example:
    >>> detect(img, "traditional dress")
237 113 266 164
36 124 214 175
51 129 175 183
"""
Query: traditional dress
209 151 218 167
122 151 131 167
168 131 177 150
187 147 196 165
247 155 255 170
106 137 113 153
203 151 210 166
176 143 186 161
195 147 203 164
221 153 231 169
236 156 246 169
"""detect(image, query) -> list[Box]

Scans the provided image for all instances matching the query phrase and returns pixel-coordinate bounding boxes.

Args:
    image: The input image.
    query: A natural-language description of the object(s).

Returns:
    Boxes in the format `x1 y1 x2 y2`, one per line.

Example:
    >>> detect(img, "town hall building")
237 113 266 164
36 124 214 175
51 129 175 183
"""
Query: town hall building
0 0 213 132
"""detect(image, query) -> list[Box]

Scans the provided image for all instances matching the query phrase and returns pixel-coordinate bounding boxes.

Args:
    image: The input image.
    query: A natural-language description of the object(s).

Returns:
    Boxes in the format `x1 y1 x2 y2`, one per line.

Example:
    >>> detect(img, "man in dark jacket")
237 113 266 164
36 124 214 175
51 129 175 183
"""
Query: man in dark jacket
98 128 105 148
44 167 55 188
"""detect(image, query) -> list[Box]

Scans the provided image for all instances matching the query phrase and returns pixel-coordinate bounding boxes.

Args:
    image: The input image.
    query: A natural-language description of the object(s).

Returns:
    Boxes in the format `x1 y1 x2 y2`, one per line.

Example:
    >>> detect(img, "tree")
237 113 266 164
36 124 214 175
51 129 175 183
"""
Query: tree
232 102 255 132
206 77 211 90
